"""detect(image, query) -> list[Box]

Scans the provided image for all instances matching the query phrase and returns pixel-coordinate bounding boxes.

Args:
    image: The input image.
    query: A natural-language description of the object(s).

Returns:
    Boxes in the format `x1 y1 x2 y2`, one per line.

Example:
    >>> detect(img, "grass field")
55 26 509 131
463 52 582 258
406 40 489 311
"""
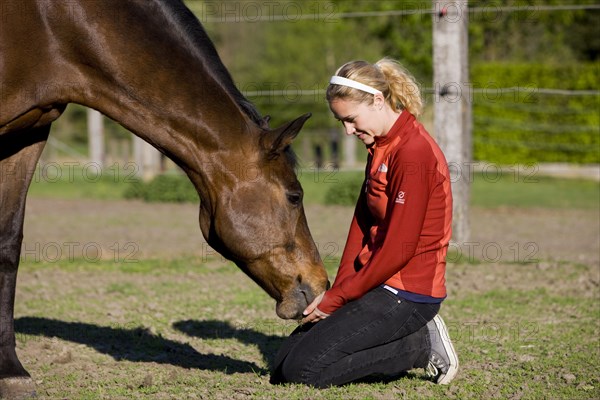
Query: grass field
27 165 600 209
11 164 600 399
14 256 599 399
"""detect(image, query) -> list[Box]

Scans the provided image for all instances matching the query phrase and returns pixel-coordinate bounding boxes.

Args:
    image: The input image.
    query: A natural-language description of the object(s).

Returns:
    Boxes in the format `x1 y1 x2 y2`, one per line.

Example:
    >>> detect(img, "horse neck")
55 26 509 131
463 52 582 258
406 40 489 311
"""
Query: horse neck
53 0 261 198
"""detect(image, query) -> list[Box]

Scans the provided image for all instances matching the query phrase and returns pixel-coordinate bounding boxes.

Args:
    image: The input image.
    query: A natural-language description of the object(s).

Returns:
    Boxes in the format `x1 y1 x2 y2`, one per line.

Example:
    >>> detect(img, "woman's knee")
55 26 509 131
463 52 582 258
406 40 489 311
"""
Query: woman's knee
272 355 321 386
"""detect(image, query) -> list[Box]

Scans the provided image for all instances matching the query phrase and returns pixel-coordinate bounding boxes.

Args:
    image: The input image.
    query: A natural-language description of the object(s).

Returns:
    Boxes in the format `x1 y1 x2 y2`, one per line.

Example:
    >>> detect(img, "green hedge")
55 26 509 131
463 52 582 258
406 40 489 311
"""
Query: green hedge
471 63 599 164
323 174 364 206
123 174 198 203
125 171 366 206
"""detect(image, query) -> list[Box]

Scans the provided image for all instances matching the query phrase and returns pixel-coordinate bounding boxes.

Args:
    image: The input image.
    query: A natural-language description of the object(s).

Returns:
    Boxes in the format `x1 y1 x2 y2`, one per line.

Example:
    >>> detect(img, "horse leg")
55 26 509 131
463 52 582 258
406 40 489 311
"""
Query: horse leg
0 125 50 399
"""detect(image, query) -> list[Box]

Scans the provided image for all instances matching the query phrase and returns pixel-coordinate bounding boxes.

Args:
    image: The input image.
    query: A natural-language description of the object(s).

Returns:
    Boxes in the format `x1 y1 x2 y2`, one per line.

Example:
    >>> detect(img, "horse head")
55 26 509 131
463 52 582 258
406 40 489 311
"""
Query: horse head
197 113 330 320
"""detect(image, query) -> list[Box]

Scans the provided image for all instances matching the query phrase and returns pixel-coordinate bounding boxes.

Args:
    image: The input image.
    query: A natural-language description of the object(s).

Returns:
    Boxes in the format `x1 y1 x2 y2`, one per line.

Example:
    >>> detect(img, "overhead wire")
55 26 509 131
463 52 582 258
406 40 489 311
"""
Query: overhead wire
193 3 600 23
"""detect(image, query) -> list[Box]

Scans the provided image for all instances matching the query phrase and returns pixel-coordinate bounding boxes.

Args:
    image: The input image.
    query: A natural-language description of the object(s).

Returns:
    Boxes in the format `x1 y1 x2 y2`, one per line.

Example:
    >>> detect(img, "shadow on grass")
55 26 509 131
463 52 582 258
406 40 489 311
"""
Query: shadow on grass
173 320 421 386
173 320 287 372
15 317 263 374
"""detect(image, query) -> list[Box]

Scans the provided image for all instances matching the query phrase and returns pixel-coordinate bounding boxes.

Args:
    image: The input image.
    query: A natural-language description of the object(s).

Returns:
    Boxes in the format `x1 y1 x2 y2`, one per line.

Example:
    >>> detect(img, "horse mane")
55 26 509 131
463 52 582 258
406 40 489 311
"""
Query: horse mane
156 0 264 127
152 1 303 169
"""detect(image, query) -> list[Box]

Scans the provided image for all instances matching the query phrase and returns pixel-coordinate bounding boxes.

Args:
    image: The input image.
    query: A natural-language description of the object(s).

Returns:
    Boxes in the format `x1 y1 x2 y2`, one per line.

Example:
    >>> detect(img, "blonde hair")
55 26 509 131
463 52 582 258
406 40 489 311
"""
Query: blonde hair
326 57 423 117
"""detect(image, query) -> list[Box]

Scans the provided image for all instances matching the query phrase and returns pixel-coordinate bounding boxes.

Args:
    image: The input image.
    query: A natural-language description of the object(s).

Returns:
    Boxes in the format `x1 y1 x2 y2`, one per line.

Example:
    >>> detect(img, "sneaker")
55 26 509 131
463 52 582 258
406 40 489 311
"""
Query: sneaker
426 314 459 384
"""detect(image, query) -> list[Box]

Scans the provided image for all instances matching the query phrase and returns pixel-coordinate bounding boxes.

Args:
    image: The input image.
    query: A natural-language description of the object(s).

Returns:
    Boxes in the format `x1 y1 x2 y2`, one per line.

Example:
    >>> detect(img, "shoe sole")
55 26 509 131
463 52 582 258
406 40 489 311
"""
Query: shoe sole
433 315 459 384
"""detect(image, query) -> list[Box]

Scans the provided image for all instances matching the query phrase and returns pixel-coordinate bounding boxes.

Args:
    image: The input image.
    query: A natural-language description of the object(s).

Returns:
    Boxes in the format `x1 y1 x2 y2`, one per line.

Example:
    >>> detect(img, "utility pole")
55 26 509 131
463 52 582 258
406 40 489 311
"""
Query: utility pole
433 0 472 243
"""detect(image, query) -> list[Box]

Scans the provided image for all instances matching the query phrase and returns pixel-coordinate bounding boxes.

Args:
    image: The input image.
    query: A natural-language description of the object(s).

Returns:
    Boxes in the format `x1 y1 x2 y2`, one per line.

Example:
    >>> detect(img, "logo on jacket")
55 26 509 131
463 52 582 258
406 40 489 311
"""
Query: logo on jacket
377 163 388 173
395 191 405 204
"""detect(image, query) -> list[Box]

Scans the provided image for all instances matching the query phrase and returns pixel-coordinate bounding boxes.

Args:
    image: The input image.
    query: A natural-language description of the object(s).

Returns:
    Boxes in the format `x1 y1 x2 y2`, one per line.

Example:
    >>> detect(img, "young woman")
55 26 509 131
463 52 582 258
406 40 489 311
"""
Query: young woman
271 58 459 388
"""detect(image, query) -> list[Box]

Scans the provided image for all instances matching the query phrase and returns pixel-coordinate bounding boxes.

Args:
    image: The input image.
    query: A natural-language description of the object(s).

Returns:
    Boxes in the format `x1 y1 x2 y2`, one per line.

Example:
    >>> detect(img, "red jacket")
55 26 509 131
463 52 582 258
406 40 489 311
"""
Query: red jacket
318 111 453 314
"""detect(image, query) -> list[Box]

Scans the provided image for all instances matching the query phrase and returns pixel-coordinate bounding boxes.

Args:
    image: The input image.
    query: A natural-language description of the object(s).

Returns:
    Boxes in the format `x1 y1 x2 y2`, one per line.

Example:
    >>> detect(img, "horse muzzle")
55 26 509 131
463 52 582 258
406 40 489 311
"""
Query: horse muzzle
275 280 330 320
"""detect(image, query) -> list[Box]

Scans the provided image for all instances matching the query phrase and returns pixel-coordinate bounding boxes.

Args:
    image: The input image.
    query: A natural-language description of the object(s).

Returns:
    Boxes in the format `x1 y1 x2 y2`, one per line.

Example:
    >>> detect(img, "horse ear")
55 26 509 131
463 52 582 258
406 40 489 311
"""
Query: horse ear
261 113 311 157
259 115 271 130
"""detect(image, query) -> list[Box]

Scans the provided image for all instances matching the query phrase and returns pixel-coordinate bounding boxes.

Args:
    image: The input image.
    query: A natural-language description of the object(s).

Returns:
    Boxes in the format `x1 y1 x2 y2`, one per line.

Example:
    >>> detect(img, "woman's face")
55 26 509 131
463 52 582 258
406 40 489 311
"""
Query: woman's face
329 97 385 145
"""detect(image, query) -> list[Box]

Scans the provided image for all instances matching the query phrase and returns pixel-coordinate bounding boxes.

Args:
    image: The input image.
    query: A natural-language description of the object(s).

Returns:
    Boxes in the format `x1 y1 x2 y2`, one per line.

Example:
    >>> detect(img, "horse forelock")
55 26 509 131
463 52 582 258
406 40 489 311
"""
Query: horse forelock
266 145 298 171
153 0 264 128
286 147 299 171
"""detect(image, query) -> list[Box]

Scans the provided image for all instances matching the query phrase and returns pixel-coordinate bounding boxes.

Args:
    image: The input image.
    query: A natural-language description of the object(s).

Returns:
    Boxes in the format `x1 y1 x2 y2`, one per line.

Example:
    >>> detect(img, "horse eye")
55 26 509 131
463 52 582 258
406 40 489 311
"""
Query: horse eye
286 191 303 206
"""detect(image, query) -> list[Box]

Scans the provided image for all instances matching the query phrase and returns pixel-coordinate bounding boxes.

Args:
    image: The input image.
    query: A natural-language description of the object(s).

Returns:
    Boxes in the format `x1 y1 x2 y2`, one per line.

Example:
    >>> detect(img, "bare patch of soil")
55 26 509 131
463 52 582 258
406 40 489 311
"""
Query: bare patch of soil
22 199 599 267
20 198 600 314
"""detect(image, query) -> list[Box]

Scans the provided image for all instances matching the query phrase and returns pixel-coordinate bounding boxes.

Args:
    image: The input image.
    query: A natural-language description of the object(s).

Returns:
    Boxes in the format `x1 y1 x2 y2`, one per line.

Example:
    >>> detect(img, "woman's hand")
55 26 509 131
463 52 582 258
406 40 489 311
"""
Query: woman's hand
301 292 330 324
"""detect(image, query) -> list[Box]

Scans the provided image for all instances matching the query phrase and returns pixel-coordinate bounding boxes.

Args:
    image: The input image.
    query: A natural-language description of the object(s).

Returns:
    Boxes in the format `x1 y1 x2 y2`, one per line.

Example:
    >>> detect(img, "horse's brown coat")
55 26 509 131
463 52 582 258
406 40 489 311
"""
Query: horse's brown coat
0 0 328 393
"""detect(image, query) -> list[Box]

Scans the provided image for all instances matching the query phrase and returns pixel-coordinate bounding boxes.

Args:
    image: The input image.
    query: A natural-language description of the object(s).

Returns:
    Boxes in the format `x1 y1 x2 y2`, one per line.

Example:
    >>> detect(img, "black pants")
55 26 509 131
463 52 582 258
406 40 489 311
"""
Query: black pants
271 286 440 388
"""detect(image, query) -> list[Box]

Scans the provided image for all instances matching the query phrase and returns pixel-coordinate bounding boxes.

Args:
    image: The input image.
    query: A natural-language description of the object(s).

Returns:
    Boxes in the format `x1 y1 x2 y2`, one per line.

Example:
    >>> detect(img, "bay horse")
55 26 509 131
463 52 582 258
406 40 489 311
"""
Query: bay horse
0 0 329 396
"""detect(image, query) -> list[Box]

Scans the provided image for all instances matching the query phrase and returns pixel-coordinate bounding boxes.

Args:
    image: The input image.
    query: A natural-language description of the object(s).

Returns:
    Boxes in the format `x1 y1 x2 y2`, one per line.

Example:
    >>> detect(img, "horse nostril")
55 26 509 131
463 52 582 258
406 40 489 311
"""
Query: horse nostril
297 282 312 303
302 290 310 305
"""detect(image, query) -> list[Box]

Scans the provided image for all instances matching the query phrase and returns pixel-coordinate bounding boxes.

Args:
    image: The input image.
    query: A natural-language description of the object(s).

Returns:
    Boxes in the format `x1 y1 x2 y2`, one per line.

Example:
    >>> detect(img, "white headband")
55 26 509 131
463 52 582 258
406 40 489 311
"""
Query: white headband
329 76 382 95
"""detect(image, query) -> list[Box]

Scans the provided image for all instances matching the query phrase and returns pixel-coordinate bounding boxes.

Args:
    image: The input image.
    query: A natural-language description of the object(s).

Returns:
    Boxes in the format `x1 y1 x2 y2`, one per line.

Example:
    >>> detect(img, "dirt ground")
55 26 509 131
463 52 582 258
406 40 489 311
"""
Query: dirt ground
21 198 600 267
9 198 600 398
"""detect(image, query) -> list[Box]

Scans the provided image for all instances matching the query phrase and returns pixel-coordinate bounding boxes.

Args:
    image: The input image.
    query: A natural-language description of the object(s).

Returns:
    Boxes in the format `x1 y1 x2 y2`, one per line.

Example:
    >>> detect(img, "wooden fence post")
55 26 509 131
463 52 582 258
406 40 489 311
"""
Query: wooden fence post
133 135 162 181
433 0 472 243
87 108 105 168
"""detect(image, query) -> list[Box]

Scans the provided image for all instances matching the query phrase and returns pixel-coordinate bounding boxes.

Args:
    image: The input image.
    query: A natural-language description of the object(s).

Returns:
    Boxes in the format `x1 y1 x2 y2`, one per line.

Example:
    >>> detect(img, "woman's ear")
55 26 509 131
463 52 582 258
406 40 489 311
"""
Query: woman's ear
373 93 385 109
